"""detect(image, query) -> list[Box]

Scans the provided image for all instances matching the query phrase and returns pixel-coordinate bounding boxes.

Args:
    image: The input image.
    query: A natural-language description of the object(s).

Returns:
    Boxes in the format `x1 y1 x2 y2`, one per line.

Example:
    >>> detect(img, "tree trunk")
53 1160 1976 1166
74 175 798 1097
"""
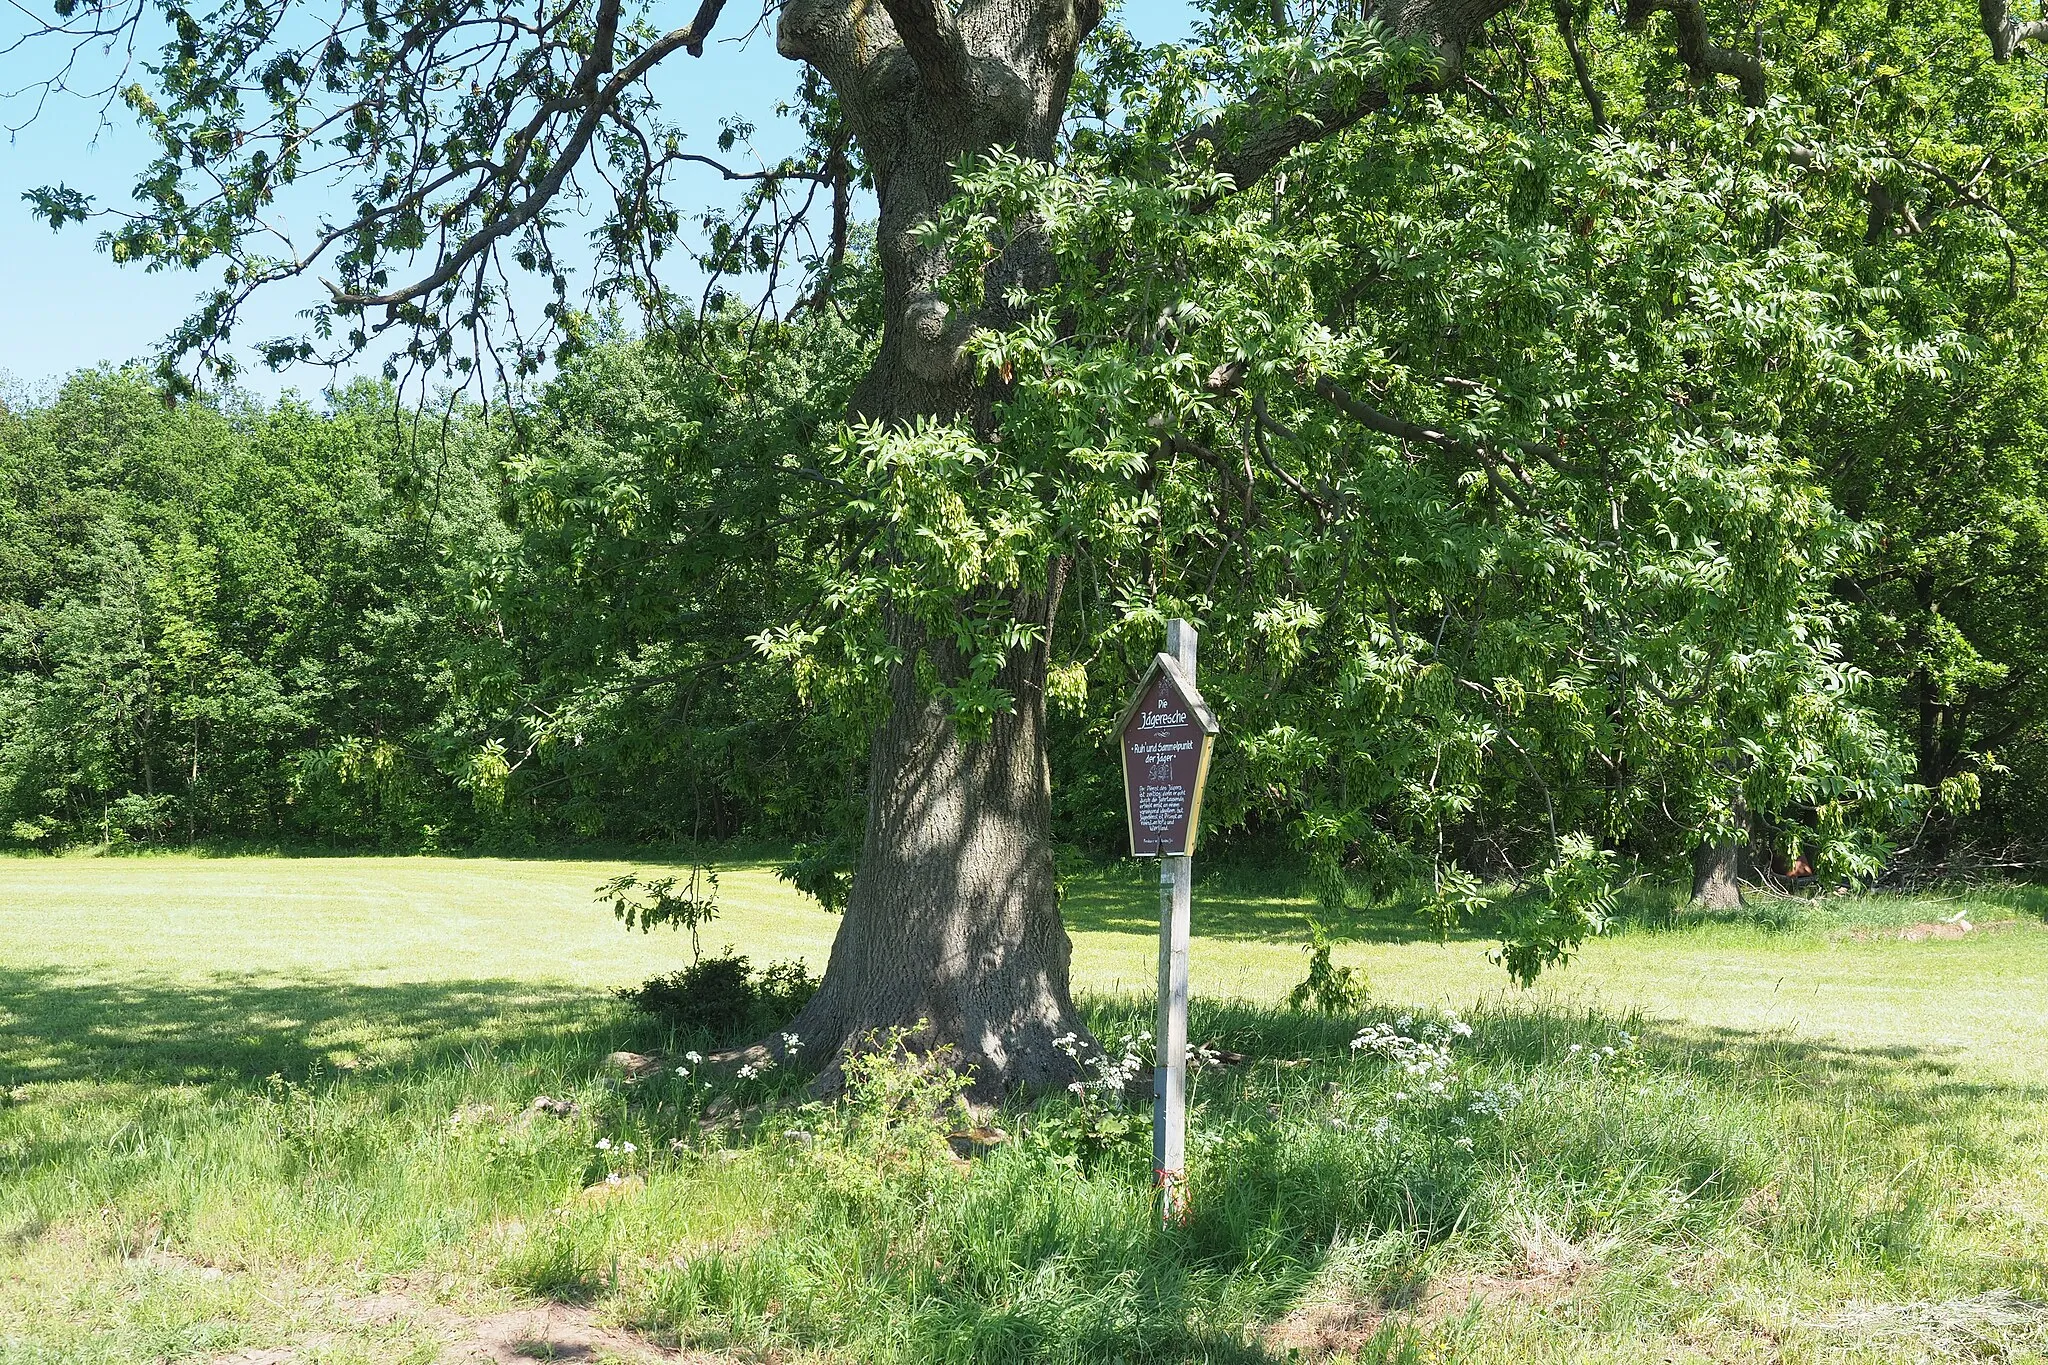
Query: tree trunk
1691 790 1748 910
773 0 1100 1092
1909 570 1957 866
1690 835 1742 910
787 574 1083 1097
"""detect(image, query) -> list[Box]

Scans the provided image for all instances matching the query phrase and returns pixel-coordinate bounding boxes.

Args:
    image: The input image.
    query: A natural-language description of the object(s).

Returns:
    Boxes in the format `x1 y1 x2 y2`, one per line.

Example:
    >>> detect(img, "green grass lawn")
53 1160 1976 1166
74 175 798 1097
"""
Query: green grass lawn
3 854 2047 1362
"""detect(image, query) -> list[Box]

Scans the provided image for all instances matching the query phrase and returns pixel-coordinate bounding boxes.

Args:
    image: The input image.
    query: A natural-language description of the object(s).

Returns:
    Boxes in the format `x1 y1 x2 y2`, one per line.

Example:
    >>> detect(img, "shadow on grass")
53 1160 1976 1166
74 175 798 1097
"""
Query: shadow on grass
1058 866 1502 946
0 964 608 1089
1087 994 2048 1169
6 964 2048 1361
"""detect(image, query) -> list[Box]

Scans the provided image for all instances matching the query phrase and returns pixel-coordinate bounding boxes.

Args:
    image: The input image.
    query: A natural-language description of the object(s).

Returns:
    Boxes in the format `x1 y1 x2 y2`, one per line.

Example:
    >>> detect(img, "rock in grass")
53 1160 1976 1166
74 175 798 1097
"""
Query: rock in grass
528 1095 579 1119
578 1173 646 1204
606 1050 664 1079
946 1125 1008 1160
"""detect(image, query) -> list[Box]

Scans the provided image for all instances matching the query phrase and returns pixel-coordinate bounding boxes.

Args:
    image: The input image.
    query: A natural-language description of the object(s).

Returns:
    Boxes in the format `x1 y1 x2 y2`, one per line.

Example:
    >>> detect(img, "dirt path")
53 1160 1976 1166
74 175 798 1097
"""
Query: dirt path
205 1287 729 1365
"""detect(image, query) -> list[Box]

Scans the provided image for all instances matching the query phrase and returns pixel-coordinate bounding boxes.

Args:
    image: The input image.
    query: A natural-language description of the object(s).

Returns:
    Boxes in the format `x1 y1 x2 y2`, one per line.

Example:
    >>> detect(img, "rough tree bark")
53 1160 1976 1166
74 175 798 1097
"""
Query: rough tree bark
1691 791 1749 910
771 0 1101 1092
1690 835 1743 910
789 579 1082 1095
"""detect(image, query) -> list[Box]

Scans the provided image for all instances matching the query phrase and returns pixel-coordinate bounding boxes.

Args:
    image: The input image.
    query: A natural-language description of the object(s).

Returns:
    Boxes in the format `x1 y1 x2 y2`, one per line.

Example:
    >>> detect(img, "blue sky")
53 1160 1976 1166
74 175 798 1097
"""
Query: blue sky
0 0 1194 399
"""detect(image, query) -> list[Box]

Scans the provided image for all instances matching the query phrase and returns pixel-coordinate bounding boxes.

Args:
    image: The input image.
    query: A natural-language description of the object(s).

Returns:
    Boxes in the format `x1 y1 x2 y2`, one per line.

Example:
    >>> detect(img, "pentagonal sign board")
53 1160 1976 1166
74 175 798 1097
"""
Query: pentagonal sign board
1120 654 1220 857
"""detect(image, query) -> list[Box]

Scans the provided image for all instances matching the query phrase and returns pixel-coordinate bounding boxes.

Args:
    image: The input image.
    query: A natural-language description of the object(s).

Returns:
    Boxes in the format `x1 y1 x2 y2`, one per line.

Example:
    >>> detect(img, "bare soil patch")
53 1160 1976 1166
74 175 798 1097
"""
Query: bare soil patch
1261 1223 1591 1359
198 1286 727 1365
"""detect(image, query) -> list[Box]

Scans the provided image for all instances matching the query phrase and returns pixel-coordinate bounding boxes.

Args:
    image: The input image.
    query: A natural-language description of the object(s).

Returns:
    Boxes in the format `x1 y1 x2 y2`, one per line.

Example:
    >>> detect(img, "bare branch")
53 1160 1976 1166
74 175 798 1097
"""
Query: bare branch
333 0 734 310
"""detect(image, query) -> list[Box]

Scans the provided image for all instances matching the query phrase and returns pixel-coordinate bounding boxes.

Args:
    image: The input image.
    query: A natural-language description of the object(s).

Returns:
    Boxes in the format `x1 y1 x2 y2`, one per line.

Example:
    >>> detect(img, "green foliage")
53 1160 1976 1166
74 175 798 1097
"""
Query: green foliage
776 833 859 914
0 315 869 852
0 369 505 848
615 952 819 1041
1287 918 1369 1014
749 11 1981 974
598 867 720 959
12 0 2048 970
1496 836 1620 986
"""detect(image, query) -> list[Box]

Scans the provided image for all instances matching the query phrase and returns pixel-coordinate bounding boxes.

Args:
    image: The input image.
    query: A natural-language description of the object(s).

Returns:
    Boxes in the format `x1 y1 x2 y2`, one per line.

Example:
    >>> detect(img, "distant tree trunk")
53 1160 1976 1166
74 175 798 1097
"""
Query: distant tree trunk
1691 790 1749 909
1909 571 1959 867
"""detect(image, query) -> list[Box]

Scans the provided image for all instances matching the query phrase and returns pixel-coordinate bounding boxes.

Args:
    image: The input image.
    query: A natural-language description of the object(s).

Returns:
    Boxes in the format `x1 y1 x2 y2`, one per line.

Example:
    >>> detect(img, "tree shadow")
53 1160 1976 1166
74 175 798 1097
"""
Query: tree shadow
0 964 607 1090
873 991 2048 1362
1057 867 1502 946
7 963 2047 1362
1151 994 2048 1156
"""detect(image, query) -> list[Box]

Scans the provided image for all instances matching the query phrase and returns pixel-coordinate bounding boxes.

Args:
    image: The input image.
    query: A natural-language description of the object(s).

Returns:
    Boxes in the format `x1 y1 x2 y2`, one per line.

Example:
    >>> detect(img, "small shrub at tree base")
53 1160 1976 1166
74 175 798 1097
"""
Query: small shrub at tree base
617 952 819 1040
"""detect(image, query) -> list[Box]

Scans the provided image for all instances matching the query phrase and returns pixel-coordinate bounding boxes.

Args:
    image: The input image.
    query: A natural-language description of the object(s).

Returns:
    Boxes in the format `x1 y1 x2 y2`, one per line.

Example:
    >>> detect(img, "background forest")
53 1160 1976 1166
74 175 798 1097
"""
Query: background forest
4 295 2046 883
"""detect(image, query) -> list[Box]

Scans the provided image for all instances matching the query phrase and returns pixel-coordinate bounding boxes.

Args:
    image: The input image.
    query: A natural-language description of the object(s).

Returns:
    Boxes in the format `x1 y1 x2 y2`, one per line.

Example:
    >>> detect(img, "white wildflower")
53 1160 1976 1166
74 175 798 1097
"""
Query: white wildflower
595 1138 612 1151
621 1141 636 1154
684 1051 703 1065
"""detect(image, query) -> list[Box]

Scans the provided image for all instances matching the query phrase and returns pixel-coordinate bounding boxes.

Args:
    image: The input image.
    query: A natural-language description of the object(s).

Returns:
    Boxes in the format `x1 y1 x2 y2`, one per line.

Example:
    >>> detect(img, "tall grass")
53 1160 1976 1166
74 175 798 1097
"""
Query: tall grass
9 984 2035 1363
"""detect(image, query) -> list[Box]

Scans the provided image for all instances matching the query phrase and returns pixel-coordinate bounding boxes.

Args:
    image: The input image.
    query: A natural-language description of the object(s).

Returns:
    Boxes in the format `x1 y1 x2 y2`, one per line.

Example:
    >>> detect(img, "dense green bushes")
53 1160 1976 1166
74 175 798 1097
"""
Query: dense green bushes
5 299 2048 880
616 954 820 1042
0 318 866 852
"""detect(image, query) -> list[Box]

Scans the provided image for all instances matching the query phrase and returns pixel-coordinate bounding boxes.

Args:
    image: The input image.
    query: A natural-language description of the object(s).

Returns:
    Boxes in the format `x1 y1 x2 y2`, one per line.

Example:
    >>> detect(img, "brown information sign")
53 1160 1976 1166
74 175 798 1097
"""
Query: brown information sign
1120 654 1220 857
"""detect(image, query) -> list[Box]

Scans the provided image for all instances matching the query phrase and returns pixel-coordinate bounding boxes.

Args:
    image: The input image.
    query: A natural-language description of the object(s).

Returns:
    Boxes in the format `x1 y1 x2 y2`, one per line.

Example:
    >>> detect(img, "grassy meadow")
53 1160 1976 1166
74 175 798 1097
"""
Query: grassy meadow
3 854 2047 1362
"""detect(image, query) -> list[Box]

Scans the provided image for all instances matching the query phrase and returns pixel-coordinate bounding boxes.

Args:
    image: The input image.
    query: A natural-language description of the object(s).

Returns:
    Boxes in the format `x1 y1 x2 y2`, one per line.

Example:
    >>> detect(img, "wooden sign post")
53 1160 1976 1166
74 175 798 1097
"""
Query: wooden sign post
1119 618 1218 1226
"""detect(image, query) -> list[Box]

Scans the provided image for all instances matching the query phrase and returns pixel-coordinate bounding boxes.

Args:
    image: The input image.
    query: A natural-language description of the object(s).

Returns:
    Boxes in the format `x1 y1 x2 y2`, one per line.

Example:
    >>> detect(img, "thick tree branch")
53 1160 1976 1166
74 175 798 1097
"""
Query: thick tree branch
1313 374 1477 451
1553 2 1611 128
876 0 973 101
1183 84 1401 195
1621 0 1766 106
1981 0 2048 59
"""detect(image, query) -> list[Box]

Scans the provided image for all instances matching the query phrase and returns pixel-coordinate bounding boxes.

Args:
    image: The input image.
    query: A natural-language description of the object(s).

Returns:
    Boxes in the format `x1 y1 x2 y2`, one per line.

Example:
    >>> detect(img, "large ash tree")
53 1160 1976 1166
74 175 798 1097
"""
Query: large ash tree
14 0 2043 1088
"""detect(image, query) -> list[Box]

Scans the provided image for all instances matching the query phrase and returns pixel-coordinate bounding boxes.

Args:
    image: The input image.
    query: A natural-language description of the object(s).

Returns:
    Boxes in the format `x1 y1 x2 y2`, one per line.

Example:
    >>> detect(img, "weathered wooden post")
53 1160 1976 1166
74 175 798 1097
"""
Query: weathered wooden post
1119 618 1218 1226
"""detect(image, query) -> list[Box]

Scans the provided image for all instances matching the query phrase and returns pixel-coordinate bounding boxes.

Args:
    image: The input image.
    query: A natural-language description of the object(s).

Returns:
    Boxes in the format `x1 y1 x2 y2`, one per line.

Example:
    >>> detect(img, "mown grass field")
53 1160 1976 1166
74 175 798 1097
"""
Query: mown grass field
3 854 2047 1363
